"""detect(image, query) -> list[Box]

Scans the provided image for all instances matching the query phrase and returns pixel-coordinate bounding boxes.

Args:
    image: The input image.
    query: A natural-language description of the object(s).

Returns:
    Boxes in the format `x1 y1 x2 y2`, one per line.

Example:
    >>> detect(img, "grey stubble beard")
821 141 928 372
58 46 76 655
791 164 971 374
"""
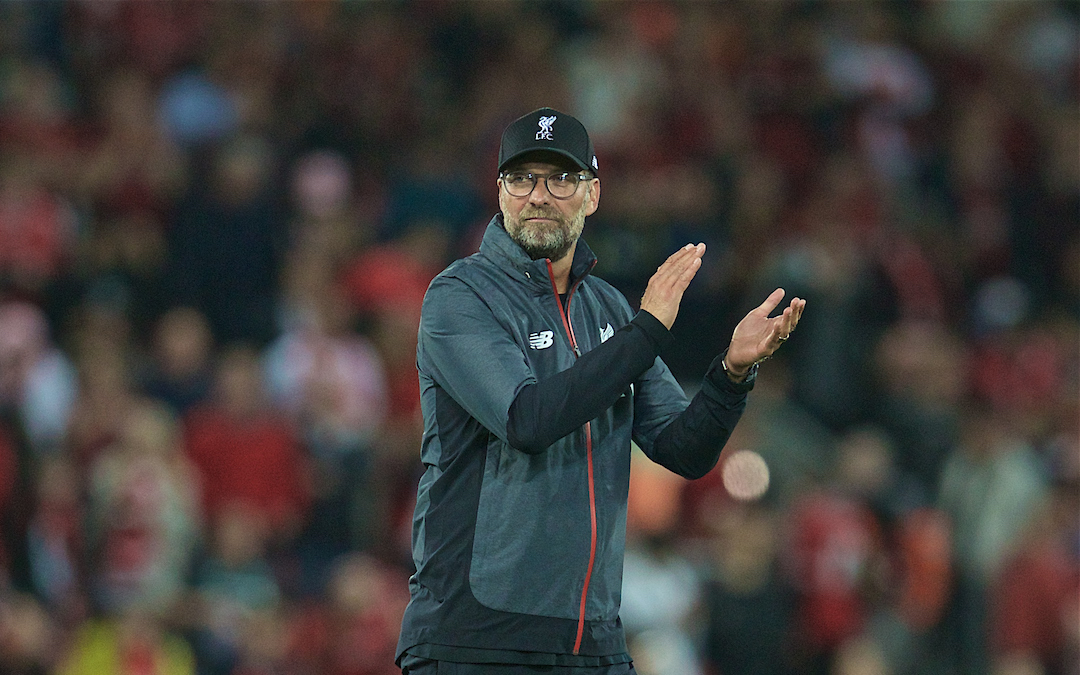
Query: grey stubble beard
501 192 590 262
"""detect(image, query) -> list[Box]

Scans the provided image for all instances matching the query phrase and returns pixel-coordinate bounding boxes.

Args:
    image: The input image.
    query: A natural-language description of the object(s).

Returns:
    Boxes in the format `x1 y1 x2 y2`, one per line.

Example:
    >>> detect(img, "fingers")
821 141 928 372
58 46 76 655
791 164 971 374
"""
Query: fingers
653 243 705 290
668 243 706 265
660 243 705 271
726 292 806 371
753 288 786 317
776 297 805 342
639 243 706 330
786 297 805 331
673 244 705 290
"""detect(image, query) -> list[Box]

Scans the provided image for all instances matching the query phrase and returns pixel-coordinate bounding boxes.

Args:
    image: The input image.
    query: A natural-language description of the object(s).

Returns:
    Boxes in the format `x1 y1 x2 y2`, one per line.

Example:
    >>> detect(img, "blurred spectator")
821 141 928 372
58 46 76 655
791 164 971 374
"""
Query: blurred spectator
65 2 209 81
0 301 77 457
781 430 892 675
831 636 892 675
76 208 171 343
835 429 953 675
184 504 280 675
378 138 485 253
182 345 309 541
820 3 935 190
139 307 215 417
944 76 1039 293
989 474 1080 675
85 398 200 618
968 315 1074 439
0 590 56 675
288 552 409 675
0 57 82 192
286 149 373 276
264 275 387 584
566 10 666 156
58 609 195 675
709 150 788 302
229 605 293 675
622 448 705 675
870 319 967 496
78 68 187 220
64 338 139 470
937 404 1050 675
25 455 85 627
0 153 78 298
167 134 286 346
336 237 436 560
700 503 797 675
337 238 431 442
749 155 896 432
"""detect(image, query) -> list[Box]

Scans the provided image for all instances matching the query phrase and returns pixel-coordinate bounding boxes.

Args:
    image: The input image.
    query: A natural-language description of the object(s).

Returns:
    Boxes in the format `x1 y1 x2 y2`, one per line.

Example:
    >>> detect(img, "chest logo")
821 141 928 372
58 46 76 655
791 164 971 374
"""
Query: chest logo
529 330 554 350
599 323 614 343
536 115 556 141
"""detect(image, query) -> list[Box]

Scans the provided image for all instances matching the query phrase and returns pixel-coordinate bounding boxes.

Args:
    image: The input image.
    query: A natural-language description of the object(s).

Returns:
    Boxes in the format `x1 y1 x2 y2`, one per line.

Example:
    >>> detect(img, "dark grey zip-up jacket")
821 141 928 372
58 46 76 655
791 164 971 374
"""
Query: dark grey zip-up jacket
396 216 754 667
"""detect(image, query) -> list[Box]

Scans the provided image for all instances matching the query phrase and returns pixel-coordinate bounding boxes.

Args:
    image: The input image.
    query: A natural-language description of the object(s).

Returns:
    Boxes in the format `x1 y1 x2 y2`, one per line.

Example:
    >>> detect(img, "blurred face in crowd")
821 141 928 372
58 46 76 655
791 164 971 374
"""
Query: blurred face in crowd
498 157 599 262
119 399 179 460
155 307 212 378
214 346 266 418
214 136 273 205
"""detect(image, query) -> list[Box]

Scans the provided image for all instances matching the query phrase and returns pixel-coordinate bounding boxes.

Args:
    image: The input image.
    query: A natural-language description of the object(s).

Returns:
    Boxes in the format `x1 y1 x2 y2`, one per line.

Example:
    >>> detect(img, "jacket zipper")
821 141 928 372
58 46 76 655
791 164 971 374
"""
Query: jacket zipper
546 259 597 655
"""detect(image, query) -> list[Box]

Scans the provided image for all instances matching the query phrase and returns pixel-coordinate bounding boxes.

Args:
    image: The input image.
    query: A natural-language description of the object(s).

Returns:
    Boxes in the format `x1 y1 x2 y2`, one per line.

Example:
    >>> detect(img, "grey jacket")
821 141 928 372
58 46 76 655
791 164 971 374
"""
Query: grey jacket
396 216 753 667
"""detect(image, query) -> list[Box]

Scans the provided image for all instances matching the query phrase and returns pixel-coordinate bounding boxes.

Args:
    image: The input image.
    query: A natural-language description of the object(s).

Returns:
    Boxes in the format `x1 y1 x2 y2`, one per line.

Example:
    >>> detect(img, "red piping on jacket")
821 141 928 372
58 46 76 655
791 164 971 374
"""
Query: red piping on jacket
546 259 597 656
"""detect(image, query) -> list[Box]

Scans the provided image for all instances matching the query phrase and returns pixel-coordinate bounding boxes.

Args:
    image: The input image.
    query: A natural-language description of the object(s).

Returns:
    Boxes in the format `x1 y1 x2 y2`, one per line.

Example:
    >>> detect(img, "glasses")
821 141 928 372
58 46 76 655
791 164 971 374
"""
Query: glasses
500 171 592 199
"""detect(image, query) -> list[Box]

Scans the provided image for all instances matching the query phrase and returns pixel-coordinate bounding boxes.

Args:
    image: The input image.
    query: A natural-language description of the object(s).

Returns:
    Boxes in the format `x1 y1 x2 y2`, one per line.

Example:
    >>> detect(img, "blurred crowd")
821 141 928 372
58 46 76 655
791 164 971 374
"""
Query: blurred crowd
0 1 1076 675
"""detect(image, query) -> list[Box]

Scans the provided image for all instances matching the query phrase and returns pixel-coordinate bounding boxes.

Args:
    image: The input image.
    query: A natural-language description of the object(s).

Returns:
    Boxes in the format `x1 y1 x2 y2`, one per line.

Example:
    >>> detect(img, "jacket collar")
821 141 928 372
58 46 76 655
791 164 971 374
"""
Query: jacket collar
479 214 597 292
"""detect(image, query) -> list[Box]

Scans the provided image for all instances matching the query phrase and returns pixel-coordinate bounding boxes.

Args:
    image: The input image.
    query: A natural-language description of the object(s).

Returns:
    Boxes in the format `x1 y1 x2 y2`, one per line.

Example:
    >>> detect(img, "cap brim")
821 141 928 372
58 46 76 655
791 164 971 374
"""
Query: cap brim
498 147 591 173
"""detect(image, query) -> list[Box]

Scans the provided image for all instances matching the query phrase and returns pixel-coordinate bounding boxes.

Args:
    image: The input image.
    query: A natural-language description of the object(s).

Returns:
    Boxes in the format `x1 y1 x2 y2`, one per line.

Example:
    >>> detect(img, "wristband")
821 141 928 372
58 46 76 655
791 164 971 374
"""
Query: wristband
721 352 759 383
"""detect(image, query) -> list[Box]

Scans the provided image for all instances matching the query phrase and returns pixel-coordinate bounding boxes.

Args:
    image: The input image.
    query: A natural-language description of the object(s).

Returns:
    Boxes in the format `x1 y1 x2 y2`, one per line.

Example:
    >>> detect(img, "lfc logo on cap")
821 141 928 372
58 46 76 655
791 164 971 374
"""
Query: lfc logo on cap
536 115 556 141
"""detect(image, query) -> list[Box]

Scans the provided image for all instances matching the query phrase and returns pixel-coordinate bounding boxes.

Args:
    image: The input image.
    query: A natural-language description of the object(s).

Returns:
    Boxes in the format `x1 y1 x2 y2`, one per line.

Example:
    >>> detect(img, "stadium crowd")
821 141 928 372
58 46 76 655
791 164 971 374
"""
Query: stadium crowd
0 2 1076 675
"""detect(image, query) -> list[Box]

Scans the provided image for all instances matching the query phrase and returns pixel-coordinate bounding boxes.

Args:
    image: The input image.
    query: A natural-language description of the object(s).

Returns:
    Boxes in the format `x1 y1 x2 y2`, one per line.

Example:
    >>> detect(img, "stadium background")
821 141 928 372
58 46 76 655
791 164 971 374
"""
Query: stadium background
0 2 1075 674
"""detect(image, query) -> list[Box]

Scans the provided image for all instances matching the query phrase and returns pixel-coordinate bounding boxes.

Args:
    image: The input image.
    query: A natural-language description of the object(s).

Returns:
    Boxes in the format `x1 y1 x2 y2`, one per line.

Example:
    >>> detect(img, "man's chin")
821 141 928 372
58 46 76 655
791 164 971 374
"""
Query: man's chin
515 236 572 262
521 244 569 261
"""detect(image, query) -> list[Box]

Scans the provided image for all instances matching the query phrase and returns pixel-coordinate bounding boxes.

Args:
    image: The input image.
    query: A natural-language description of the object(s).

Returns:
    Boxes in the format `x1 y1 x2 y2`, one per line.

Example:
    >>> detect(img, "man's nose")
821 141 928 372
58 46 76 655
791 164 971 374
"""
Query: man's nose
527 178 554 204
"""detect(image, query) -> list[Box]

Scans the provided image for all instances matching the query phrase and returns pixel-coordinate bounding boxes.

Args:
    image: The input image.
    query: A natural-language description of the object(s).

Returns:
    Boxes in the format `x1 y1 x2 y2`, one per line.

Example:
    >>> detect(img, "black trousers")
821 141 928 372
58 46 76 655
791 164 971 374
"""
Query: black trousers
402 659 637 675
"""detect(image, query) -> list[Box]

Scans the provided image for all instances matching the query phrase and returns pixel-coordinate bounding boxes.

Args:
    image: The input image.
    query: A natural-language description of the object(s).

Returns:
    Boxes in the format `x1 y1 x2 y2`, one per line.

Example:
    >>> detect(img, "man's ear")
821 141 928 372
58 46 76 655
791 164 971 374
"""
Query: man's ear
585 178 600 217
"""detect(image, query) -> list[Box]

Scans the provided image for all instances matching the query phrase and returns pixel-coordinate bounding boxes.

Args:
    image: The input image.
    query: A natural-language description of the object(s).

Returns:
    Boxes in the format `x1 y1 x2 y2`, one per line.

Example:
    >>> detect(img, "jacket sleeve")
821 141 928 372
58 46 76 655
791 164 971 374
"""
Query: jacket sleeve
505 311 673 453
417 275 536 440
634 351 754 479
420 274 677 452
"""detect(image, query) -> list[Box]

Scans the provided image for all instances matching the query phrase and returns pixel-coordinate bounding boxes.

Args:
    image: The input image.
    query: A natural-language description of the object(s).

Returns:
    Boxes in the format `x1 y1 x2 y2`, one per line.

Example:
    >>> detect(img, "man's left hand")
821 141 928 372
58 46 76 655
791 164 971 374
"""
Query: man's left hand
724 288 805 379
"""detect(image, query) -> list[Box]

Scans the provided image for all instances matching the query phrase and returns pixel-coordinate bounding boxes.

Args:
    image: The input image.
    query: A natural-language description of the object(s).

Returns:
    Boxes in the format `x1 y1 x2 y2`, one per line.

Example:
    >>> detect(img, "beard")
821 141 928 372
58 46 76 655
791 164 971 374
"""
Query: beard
502 194 590 262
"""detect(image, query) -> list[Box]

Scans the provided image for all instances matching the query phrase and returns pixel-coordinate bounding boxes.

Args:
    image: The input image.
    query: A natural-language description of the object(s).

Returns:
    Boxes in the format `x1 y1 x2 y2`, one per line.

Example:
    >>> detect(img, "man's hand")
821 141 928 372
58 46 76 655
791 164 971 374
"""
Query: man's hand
640 243 706 330
724 288 805 380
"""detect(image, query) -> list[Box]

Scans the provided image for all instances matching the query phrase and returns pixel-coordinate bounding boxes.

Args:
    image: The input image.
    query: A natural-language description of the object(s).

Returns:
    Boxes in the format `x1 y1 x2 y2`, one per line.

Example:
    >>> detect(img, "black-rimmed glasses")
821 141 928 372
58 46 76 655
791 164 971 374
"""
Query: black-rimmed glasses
500 171 592 199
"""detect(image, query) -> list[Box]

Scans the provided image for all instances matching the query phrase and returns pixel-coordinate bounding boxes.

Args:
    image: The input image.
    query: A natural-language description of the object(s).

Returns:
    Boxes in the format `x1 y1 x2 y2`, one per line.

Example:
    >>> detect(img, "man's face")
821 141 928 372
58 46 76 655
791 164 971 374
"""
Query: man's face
498 160 600 262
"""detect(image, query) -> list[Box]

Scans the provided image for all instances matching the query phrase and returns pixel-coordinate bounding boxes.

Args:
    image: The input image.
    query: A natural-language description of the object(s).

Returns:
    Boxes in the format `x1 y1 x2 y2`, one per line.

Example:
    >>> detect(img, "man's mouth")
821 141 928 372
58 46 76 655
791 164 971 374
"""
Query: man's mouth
522 212 561 224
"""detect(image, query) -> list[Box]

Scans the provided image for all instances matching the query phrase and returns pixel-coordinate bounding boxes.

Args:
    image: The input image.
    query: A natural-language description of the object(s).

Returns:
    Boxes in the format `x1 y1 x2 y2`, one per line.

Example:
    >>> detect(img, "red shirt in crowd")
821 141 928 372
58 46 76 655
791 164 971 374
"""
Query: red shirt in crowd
992 538 1079 673
183 406 309 532
784 491 881 652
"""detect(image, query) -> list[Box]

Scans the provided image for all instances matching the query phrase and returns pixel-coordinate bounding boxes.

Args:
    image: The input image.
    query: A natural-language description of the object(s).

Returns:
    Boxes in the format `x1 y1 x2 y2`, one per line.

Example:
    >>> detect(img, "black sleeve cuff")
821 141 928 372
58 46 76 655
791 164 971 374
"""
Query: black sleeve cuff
708 349 757 394
630 311 675 357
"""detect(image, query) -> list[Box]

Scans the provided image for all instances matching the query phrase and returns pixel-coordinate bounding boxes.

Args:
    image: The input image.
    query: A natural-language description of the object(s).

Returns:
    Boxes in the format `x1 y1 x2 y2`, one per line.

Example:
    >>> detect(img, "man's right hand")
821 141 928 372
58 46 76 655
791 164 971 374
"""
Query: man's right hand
639 243 705 330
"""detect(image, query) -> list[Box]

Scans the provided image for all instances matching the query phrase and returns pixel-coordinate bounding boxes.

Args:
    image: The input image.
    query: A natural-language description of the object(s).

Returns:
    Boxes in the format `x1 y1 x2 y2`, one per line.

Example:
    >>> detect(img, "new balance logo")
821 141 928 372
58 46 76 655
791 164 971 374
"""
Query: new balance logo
599 323 614 343
528 330 554 349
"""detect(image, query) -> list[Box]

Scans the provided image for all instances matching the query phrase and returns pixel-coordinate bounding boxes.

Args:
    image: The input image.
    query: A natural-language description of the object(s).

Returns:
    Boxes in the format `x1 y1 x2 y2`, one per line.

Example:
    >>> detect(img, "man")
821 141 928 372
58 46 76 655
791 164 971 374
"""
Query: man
396 108 804 674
